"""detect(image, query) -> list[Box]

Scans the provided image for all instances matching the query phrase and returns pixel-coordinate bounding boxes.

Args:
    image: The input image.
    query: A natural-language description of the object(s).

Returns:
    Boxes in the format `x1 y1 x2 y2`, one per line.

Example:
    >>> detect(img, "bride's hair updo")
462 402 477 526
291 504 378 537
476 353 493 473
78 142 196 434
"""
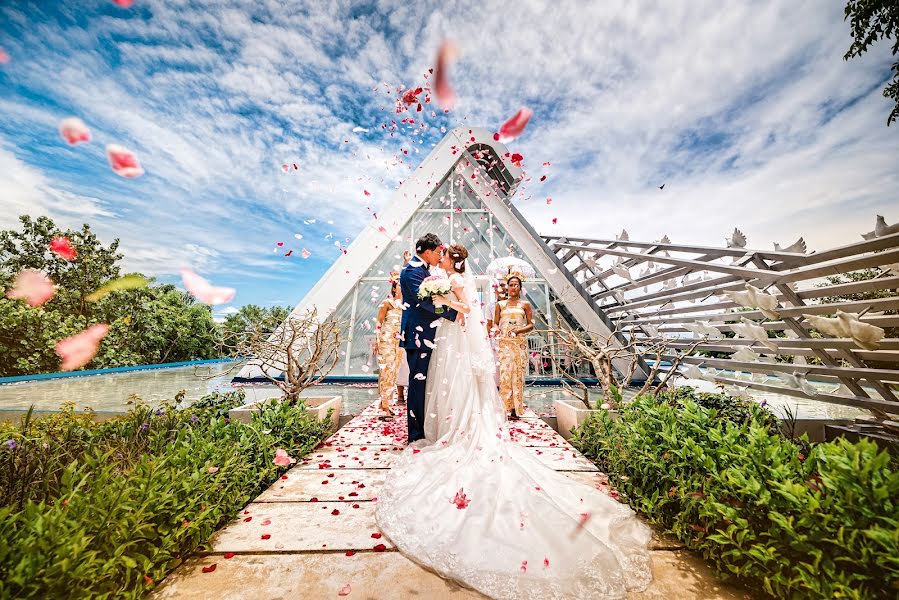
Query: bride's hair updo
447 244 469 273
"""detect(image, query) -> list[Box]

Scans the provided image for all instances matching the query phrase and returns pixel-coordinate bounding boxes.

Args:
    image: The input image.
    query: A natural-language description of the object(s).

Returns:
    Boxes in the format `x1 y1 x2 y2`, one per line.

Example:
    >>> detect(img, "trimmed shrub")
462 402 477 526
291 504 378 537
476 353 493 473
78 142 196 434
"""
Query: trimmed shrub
0 391 331 599
572 393 899 599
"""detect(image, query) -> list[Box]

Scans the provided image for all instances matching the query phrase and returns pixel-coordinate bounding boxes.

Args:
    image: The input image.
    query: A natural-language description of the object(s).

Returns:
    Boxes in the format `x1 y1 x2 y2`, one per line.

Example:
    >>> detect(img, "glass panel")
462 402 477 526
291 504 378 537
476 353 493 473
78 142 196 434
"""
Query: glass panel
326 154 576 378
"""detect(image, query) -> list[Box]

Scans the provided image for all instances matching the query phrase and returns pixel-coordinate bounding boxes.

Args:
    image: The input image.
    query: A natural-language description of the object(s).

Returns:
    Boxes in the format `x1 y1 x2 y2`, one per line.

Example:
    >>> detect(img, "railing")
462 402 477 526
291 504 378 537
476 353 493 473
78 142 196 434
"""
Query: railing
542 229 899 417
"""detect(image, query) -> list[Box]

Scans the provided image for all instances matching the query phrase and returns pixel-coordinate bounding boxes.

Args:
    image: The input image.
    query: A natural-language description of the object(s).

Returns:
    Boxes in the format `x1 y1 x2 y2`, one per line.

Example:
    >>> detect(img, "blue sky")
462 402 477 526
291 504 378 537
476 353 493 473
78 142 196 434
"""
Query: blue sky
1 1 897 318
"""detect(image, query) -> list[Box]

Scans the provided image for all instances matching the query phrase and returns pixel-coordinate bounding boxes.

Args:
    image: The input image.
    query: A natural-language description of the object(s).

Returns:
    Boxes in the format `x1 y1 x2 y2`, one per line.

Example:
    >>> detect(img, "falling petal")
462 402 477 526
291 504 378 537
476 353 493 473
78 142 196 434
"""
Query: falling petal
55 324 109 371
301 248 311 259
497 108 532 143
112 0 134 6
180 268 235 305
0 49 10 64
434 40 459 110
6 269 55 307
59 118 91 145
106 144 144 178
50 236 77 261
86 274 149 302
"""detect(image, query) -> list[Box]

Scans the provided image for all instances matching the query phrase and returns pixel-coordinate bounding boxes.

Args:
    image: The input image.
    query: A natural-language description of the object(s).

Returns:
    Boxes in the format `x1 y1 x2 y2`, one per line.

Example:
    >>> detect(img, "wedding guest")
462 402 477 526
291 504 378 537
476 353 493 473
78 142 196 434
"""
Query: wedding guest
494 273 534 420
375 274 405 420
487 279 507 387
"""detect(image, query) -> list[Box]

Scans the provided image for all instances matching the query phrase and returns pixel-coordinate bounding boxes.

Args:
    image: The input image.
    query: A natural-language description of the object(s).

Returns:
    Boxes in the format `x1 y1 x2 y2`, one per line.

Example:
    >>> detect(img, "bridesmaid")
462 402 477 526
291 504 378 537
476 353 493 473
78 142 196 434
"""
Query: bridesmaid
494 273 534 420
375 273 405 420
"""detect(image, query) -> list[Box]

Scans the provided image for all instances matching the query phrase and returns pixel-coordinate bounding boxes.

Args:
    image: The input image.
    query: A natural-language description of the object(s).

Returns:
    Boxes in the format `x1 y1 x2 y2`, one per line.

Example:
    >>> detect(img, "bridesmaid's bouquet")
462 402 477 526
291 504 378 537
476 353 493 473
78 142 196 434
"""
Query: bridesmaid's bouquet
417 275 452 313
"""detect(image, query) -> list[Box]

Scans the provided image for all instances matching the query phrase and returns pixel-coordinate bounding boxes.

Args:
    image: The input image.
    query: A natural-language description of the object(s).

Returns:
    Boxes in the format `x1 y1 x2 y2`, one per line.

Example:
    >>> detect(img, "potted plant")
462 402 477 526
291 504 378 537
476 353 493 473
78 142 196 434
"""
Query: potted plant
223 307 344 431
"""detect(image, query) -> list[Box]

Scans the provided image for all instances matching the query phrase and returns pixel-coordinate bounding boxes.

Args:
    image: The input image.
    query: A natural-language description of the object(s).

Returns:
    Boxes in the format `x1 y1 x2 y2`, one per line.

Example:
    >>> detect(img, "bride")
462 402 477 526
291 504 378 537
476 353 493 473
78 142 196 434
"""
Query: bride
375 244 652 599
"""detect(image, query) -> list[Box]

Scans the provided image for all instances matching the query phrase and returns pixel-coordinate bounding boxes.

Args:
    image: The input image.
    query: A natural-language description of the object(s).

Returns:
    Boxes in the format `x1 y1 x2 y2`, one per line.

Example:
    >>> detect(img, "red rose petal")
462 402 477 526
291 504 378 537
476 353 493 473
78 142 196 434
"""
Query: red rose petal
345 551 356 557
201 564 217 573
373 543 387 552
261 534 271 540
371 533 382 539
224 552 235 559
331 509 340 516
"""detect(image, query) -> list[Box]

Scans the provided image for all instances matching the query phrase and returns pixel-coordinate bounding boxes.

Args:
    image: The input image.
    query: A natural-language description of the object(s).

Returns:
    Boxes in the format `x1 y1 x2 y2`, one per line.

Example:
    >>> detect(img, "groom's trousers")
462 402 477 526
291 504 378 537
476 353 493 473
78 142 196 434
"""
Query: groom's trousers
405 348 432 442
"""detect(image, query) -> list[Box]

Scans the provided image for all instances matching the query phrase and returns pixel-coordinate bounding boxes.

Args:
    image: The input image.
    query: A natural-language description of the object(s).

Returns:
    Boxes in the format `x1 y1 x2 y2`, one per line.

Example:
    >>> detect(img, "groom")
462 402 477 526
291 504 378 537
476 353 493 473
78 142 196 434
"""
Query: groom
400 233 459 443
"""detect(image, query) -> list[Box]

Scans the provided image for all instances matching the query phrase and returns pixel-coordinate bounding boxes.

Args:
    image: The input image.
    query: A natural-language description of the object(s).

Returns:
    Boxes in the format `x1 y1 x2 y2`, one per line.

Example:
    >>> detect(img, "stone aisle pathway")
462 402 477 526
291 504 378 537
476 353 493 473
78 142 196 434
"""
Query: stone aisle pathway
153 404 749 599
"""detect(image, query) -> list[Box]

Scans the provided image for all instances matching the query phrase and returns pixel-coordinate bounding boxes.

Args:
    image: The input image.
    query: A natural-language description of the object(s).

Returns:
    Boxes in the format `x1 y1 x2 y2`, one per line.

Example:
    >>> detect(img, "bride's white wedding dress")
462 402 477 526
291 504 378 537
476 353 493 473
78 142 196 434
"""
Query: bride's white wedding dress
375 271 652 599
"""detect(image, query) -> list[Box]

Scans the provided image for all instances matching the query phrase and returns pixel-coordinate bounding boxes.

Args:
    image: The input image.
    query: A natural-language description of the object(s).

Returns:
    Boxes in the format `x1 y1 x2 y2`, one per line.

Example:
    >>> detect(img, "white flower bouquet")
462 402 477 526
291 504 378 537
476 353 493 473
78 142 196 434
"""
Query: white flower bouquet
417 275 452 313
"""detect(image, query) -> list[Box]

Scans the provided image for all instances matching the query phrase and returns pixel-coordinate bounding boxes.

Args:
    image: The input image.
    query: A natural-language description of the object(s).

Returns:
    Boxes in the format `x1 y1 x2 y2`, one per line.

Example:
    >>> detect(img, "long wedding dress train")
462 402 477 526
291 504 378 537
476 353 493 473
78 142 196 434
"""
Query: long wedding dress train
375 272 652 599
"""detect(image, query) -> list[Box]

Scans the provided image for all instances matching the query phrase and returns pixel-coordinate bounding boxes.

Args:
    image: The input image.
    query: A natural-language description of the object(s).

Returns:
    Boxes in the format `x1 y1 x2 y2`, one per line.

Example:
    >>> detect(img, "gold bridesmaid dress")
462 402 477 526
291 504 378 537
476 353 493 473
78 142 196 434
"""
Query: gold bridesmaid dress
497 299 528 414
377 299 405 404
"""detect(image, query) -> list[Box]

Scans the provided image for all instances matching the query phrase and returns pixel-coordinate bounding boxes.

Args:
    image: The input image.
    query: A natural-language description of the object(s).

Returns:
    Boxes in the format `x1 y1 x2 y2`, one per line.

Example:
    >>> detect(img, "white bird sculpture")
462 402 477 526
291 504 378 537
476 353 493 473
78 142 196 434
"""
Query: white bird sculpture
731 347 760 363
726 228 747 248
778 371 818 397
773 237 807 254
616 229 629 242
659 234 671 244
682 321 724 339
731 316 778 351
802 310 885 351
642 324 661 338
680 363 705 380
612 264 633 282
723 284 781 319
874 215 899 237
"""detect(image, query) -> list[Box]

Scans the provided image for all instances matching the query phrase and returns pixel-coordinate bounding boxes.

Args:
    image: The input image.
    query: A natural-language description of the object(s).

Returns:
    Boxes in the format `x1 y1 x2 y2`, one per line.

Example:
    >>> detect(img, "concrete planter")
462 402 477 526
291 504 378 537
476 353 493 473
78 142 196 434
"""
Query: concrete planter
228 395 342 432
553 398 618 440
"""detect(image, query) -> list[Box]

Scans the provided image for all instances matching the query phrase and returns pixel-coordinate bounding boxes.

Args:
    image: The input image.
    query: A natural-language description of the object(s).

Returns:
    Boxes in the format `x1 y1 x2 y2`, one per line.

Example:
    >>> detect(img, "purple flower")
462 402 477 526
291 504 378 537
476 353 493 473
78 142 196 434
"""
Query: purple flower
154 408 165 416
759 399 768 408
140 422 149 431
191 415 200 423
5 439 17 451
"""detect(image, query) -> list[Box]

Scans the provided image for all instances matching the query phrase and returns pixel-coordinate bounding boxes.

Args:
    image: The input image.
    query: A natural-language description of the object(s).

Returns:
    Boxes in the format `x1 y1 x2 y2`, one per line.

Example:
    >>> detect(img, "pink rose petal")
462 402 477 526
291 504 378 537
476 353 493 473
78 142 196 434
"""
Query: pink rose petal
497 108 532 143
106 144 144 178
207 466 219 474
59 118 91 145
55 324 109 371
50 236 77 261
6 269 55 307
434 40 459 110
0 49 10 64
180 268 235 305
338 583 352 596
301 248 311 259
112 0 134 7
273 448 296 466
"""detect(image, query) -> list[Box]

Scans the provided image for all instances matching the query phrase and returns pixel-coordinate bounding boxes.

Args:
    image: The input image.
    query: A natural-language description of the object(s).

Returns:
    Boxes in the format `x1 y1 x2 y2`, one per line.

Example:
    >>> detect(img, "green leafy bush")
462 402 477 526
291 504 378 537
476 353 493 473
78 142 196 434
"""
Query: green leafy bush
0 391 331 599
572 393 899 599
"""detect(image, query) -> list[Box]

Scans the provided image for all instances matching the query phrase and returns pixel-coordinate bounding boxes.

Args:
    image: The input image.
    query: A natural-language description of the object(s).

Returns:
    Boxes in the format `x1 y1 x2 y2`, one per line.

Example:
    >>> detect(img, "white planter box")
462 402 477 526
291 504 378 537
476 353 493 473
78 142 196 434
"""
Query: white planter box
553 398 618 440
228 395 342 431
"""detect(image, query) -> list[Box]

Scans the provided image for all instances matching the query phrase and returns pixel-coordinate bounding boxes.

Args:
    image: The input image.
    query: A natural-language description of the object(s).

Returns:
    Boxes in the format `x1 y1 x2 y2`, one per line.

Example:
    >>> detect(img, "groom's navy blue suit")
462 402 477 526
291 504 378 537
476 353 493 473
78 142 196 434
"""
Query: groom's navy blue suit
400 256 458 443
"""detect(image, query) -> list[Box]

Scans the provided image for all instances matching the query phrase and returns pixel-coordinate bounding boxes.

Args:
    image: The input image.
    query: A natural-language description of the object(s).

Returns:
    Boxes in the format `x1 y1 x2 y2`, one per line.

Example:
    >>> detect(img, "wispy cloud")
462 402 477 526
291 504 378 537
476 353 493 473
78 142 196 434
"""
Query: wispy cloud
0 0 896 309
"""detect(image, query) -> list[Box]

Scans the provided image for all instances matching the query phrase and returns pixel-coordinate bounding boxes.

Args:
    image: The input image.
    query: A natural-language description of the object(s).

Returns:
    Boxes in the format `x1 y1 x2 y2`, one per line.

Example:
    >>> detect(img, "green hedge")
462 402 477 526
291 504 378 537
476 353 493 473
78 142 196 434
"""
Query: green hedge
572 392 899 599
0 392 331 599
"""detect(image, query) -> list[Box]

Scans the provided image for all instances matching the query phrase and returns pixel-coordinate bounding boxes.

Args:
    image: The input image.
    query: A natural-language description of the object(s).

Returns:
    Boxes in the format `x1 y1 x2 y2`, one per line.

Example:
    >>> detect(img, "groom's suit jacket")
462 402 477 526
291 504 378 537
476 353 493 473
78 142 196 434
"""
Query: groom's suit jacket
399 257 458 350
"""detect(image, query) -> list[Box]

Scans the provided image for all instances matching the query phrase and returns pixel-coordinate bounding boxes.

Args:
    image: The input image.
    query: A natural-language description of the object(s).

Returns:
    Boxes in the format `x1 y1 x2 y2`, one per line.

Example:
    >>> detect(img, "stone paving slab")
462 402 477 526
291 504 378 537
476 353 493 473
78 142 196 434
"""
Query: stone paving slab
323 427 408 446
210 501 391 553
153 549 748 599
524 445 599 471
297 445 405 470
256 468 385 502
507 425 568 447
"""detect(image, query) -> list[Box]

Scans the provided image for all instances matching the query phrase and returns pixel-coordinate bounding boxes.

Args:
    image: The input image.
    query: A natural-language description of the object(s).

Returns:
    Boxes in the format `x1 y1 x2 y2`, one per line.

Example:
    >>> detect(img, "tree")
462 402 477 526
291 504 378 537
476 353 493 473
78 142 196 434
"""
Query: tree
844 0 899 126
220 304 290 353
0 215 221 376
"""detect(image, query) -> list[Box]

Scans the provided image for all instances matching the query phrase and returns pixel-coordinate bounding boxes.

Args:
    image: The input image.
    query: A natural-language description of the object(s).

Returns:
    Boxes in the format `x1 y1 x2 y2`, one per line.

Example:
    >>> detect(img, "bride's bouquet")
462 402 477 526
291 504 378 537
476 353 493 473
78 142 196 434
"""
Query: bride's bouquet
417 275 452 313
